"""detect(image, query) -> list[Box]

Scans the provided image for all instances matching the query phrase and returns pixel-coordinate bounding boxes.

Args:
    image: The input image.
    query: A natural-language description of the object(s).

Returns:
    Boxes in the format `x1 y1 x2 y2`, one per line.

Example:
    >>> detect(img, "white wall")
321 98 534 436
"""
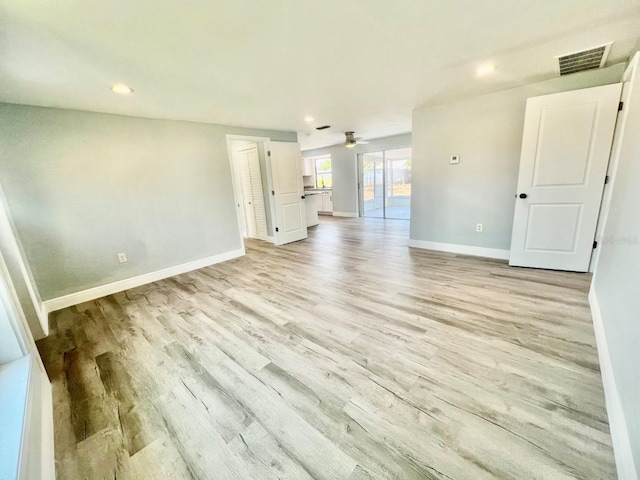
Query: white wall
0 103 296 302
591 54 640 478
410 63 626 252
303 133 411 215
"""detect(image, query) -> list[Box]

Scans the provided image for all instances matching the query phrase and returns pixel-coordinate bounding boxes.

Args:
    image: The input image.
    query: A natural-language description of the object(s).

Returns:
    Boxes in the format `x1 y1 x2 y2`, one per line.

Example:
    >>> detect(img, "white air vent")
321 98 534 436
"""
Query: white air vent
556 43 612 76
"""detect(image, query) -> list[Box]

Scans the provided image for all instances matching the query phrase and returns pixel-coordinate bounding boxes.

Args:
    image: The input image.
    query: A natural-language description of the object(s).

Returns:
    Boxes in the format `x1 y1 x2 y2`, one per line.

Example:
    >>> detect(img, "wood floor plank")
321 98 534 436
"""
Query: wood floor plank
37 217 616 479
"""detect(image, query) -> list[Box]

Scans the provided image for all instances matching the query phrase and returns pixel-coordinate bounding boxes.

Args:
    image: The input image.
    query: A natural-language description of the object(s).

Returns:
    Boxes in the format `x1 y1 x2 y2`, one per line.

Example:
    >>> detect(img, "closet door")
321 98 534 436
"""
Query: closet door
237 146 268 241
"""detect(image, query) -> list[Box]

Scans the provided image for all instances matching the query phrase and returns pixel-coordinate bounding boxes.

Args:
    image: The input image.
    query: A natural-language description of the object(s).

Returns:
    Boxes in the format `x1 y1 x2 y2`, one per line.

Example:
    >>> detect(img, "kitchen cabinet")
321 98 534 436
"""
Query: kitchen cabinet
302 158 315 177
323 192 333 213
314 190 333 214
304 196 319 227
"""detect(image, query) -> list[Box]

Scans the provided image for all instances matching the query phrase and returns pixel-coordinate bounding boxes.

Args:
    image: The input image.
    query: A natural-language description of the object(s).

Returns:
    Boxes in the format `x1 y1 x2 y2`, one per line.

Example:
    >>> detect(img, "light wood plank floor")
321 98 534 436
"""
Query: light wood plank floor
37 217 616 479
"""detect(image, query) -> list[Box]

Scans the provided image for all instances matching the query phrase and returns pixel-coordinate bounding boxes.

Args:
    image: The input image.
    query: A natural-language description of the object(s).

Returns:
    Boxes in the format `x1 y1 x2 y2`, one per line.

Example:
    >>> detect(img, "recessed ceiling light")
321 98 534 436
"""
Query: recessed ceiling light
304 116 314 123
476 64 496 76
112 84 134 94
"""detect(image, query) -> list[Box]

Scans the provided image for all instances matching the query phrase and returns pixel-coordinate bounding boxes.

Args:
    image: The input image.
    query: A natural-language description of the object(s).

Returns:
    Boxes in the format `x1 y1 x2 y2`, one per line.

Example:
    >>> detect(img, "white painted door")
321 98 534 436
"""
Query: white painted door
236 146 268 241
509 83 622 272
269 142 307 245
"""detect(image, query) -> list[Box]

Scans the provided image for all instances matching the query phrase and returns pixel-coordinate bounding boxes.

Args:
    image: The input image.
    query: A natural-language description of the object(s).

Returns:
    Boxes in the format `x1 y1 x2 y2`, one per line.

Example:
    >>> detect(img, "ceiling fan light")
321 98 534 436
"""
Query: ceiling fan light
345 131 357 148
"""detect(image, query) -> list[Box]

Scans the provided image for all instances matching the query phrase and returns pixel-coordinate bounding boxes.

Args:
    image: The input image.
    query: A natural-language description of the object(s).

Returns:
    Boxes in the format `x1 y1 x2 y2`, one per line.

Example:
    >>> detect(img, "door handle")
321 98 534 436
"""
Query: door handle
519 193 528 199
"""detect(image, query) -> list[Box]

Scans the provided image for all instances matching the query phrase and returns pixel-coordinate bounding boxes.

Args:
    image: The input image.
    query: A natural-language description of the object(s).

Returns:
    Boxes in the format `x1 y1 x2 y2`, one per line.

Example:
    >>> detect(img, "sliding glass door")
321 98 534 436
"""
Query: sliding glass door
359 147 411 219
361 152 384 218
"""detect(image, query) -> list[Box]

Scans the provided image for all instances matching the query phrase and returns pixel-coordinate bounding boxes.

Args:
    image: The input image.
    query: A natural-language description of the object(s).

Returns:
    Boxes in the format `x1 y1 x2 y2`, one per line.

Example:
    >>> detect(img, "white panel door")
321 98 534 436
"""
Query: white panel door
269 142 307 245
509 83 622 272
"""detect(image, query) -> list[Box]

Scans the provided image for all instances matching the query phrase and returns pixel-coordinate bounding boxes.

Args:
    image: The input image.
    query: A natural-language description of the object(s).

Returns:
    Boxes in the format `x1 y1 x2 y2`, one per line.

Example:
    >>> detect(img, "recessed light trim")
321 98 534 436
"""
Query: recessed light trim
304 116 314 123
112 84 134 94
476 64 496 76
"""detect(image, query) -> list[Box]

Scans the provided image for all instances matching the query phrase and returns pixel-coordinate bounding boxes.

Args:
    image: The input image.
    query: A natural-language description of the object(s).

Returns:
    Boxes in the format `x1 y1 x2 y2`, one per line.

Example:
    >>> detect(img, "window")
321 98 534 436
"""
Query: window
314 156 332 188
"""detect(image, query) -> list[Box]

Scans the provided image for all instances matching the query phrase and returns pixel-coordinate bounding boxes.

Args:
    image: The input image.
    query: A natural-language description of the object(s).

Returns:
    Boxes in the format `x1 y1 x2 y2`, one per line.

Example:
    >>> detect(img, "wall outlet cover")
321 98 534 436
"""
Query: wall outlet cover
450 155 460 164
117 253 128 264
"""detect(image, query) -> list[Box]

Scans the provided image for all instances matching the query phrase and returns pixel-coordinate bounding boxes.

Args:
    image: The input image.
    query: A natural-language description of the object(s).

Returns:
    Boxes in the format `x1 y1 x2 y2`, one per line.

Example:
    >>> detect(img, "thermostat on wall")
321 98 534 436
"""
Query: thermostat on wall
450 155 460 164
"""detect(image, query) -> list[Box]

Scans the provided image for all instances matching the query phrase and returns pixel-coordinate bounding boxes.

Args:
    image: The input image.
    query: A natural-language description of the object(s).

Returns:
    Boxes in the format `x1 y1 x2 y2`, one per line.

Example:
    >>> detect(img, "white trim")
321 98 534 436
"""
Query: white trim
0 190 48 337
589 288 637 480
266 235 275 244
226 134 271 143
40 374 54 480
43 248 245 314
408 239 510 260
332 211 357 217
591 55 639 273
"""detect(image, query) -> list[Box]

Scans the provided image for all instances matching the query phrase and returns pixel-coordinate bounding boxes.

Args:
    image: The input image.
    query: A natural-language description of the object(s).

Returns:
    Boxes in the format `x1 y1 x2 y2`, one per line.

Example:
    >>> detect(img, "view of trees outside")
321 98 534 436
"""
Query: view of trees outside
315 157 332 188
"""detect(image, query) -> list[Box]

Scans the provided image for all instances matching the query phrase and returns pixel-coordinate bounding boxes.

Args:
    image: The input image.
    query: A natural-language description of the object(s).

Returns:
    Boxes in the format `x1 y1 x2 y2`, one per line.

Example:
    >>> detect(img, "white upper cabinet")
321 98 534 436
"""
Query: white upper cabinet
302 158 315 177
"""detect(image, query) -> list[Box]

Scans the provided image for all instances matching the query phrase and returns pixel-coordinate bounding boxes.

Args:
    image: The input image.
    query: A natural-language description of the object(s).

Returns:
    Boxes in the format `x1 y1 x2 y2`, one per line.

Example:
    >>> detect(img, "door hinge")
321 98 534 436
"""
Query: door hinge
267 150 271 156
618 101 624 111
275 227 279 232
605 175 610 184
593 241 598 249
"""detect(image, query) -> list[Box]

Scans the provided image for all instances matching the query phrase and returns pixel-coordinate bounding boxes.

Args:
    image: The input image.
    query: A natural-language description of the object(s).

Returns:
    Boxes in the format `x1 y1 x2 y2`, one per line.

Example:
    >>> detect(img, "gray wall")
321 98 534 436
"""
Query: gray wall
410 63 626 250
0 103 296 300
592 60 640 474
303 133 412 215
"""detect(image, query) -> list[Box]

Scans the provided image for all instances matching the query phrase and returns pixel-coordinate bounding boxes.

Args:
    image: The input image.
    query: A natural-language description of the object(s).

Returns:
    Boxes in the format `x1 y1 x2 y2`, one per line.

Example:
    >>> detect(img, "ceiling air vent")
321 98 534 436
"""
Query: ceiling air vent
557 43 611 76
316 125 331 131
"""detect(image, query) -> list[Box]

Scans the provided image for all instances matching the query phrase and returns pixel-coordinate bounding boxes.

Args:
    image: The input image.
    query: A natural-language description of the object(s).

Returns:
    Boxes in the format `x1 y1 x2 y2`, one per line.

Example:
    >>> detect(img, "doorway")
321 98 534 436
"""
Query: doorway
358 147 412 219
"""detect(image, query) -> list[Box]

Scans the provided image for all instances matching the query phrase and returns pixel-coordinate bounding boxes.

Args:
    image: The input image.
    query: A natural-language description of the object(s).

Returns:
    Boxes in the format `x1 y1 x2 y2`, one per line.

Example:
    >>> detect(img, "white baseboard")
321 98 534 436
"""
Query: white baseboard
589 288 637 480
266 235 275 244
37 303 48 338
332 212 358 218
43 248 245 314
408 239 510 260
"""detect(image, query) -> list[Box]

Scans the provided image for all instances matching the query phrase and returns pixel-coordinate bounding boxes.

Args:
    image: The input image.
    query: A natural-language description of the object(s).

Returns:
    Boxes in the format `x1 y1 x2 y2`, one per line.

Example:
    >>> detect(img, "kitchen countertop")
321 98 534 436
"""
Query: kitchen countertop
304 188 332 195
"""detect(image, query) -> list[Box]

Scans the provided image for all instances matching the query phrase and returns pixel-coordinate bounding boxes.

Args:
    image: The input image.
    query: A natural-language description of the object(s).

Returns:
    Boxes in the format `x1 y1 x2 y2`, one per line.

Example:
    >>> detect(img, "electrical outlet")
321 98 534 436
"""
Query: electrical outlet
450 155 460 165
117 253 128 264
476 223 483 233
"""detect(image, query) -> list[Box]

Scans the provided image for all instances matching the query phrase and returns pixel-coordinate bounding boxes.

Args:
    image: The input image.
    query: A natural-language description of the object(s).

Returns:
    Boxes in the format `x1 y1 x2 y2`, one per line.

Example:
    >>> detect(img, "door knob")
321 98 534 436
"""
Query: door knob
519 193 528 199
301 195 306 199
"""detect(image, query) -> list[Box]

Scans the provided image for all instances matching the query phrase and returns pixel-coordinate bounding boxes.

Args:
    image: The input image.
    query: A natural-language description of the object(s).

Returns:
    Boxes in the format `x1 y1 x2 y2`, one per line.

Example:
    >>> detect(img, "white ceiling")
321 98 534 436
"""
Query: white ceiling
1 0 640 150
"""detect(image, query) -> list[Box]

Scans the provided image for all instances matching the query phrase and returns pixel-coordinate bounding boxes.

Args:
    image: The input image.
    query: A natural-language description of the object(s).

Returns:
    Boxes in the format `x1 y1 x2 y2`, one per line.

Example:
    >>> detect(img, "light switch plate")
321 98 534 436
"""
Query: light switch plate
450 155 460 165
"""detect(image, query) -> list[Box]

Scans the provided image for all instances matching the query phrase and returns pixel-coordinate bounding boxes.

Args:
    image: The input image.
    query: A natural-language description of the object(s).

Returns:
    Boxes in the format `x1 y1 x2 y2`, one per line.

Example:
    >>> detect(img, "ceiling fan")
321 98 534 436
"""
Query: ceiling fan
344 131 369 148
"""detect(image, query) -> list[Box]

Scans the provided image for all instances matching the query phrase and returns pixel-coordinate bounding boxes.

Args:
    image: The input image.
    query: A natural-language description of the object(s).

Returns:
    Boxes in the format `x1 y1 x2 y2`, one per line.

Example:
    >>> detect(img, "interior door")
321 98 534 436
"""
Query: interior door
235 145 268 241
509 83 622 272
268 142 307 245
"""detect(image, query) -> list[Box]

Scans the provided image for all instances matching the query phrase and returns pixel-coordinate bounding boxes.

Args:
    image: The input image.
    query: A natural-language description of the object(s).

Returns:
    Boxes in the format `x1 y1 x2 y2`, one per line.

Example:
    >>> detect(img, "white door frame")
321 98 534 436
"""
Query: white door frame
590 54 638 271
225 135 275 245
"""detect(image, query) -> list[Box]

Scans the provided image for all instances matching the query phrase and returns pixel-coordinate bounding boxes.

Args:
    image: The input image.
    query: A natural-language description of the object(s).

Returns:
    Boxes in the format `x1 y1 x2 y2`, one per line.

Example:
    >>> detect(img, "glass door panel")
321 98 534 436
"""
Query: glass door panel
359 148 412 219
361 152 384 218
384 147 412 219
